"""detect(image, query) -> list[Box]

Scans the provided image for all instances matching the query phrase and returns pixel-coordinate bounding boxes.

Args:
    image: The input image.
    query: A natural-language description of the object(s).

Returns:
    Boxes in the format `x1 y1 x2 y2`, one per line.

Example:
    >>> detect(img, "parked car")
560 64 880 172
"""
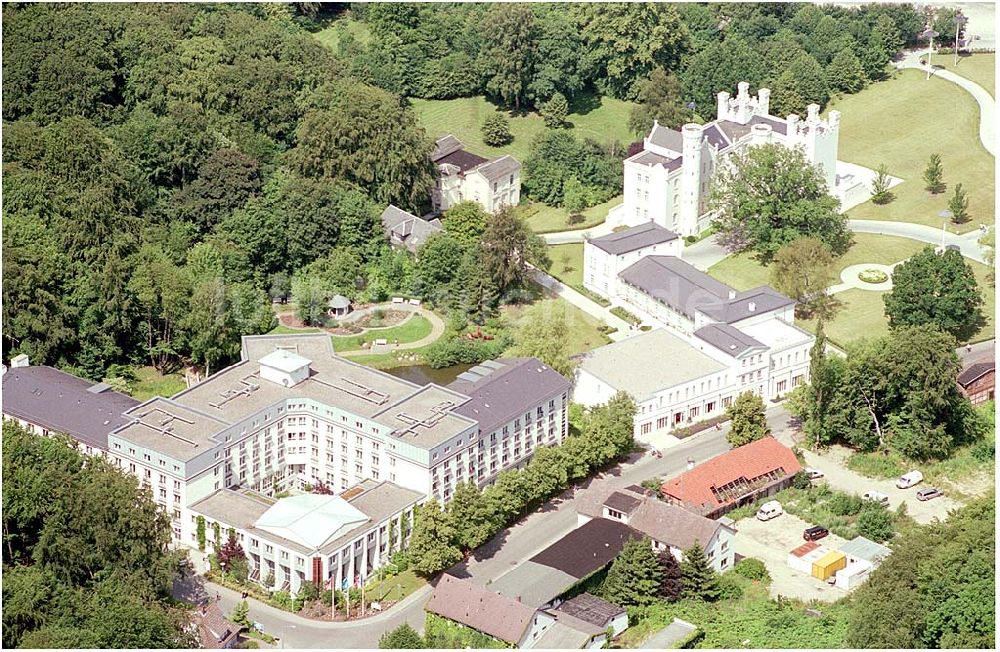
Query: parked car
863 490 890 506
756 500 783 521
896 470 924 489
917 487 943 501
805 467 825 480
803 525 829 541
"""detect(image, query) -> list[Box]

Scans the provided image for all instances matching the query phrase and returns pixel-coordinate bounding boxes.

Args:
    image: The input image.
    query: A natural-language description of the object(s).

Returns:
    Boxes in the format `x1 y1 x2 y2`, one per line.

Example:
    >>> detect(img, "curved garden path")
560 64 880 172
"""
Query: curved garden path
337 308 445 357
895 50 996 156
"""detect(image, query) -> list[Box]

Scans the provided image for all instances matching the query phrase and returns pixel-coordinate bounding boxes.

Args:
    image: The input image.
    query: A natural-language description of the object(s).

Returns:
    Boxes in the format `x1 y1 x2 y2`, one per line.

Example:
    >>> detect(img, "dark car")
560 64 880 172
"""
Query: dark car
803 525 829 541
916 487 943 501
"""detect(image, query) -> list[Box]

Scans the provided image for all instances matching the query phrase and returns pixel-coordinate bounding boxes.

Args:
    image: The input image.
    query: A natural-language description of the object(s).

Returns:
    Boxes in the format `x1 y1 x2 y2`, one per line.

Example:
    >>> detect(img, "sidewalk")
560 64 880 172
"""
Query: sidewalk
529 266 634 338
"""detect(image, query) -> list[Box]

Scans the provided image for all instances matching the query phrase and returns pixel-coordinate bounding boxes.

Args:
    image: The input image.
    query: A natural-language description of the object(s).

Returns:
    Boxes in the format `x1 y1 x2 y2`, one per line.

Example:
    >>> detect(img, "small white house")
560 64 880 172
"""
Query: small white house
583 222 681 298
431 135 521 214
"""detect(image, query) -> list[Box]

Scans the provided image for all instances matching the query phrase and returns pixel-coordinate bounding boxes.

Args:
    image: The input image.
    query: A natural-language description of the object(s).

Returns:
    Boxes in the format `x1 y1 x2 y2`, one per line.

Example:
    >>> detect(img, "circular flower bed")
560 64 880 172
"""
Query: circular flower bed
858 269 889 284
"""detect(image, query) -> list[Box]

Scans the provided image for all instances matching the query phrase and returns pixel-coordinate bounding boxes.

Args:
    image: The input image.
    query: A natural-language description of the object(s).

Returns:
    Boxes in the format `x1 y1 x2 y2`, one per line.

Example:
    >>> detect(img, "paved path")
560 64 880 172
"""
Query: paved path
683 234 730 271
831 263 896 293
895 50 996 156
958 339 995 366
542 219 616 244
529 265 634 339
640 618 698 649
849 219 989 264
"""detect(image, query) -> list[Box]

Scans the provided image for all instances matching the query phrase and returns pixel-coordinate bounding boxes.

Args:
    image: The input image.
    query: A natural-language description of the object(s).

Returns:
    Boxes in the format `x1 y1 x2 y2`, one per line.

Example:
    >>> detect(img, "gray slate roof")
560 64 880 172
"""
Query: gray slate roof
694 323 766 357
618 256 735 319
475 155 521 181
697 286 796 324
533 619 596 649
630 150 678 169
604 491 642 515
488 560 580 609
647 122 685 152
958 361 994 387
588 222 679 255
2 365 140 451
448 358 569 437
431 134 465 161
381 205 443 252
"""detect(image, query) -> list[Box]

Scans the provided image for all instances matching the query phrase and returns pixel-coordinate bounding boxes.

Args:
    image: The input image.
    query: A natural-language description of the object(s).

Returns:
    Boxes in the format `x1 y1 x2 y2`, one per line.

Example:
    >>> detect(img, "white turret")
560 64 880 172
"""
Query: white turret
757 88 771 116
787 105 839 192
716 91 731 122
751 123 773 146
717 82 772 124
787 114 800 137
679 123 704 236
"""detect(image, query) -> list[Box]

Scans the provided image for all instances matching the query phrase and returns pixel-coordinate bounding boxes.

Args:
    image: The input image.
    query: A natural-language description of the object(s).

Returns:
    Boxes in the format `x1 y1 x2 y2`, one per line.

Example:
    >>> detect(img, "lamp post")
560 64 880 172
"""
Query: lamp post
954 11 968 66
919 27 939 79
938 209 953 251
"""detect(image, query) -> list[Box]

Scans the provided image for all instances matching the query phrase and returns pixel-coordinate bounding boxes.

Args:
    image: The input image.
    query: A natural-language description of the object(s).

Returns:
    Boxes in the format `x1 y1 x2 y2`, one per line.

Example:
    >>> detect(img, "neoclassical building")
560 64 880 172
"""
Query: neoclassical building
620 82 841 236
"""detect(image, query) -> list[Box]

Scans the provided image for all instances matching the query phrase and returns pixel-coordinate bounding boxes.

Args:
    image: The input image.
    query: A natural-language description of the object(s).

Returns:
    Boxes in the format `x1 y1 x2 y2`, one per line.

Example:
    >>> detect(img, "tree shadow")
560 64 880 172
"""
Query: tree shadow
568 91 602 116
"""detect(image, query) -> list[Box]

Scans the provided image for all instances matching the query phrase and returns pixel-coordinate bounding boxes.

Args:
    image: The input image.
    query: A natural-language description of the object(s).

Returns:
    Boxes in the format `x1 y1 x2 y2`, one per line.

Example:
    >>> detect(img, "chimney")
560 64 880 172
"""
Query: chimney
687 458 695 471
728 290 736 300
748 301 756 312
10 353 29 368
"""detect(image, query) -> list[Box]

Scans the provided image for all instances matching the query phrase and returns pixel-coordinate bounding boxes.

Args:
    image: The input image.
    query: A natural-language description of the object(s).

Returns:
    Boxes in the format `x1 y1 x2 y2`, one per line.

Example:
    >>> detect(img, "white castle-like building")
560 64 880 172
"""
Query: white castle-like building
621 82 841 236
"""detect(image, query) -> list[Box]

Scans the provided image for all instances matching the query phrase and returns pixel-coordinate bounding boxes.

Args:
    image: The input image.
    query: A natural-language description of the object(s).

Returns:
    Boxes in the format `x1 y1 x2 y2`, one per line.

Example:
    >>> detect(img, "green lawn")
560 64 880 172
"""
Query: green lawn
797 289 891 347
934 52 995 96
368 568 426 604
520 195 621 234
330 314 433 352
546 243 585 290
411 94 638 163
268 323 320 335
708 234 930 291
133 366 186 401
831 69 994 233
312 16 372 51
502 293 611 358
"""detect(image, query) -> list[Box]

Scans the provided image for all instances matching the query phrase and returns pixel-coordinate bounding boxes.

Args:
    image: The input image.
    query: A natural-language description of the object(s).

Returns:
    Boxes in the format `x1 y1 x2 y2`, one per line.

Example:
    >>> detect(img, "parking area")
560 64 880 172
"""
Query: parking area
798 447 962 524
732 512 848 602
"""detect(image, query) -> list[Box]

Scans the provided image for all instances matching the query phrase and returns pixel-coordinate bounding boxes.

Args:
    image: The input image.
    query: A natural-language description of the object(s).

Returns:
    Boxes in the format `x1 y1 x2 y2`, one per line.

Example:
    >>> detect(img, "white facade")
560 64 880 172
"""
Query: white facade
620 82 842 237
432 135 521 215
583 231 682 298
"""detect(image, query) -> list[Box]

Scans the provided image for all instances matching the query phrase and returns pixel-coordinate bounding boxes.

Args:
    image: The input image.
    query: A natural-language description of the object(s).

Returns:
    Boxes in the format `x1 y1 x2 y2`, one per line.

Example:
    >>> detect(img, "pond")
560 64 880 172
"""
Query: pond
384 363 474 387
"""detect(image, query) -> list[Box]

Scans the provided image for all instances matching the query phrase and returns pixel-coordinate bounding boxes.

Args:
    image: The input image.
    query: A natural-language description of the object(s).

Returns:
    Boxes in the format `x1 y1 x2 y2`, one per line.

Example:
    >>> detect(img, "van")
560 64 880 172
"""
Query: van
863 490 890 506
756 500 783 521
896 471 923 489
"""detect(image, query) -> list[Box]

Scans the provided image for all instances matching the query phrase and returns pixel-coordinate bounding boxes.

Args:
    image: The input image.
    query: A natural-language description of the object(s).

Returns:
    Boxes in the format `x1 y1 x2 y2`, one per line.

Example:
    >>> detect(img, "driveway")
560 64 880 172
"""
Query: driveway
732 512 848 603
794 446 962 525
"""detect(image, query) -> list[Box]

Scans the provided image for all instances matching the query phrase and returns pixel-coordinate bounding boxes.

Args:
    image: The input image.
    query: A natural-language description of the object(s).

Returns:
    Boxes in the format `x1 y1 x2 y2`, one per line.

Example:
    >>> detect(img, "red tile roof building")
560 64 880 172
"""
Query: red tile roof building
660 436 802 518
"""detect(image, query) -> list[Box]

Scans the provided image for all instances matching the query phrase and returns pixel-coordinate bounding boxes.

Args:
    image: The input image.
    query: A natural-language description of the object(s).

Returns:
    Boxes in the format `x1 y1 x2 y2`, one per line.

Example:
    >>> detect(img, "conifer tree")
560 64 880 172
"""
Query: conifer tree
600 538 664 607
923 153 946 194
948 183 970 224
680 542 720 601
658 549 684 602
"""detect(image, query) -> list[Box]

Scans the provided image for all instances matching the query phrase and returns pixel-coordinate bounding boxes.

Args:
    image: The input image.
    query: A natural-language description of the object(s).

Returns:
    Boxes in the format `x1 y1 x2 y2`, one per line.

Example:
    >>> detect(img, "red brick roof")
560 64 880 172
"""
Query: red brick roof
790 540 820 558
660 436 801 511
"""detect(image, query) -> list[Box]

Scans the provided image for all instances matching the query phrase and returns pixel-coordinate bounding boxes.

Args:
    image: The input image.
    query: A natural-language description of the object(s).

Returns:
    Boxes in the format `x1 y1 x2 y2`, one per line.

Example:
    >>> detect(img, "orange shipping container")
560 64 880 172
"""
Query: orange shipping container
811 550 847 580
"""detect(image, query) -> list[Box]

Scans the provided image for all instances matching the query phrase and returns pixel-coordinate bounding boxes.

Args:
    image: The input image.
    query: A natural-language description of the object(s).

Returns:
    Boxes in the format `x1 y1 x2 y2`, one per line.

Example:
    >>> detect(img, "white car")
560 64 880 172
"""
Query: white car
896 470 924 489
863 490 890 506
805 467 824 480
756 500 783 521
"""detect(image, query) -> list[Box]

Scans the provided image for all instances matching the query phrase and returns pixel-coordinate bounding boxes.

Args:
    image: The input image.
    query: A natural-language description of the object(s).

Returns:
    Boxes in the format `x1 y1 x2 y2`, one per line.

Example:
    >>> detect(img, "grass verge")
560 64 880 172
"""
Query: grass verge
331 314 433 351
133 366 186 401
521 195 621 234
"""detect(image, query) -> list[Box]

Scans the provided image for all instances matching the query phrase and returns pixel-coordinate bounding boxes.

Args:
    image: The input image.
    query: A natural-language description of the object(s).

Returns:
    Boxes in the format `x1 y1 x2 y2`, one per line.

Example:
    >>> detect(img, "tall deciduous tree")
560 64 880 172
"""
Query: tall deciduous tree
769 237 836 317
480 207 548 298
445 482 493 551
710 144 851 264
511 301 574 377
442 201 488 247
826 48 867 94
291 274 328 326
574 3 689 100
478 4 538 111
408 500 463 576
600 538 664 607
883 247 984 342
726 391 770 447
288 80 435 213
627 68 692 136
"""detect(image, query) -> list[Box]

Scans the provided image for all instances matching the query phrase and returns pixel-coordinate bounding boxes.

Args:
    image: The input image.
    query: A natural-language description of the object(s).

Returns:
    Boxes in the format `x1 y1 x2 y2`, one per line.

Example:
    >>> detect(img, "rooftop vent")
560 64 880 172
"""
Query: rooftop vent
259 349 311 388
748 301 756 312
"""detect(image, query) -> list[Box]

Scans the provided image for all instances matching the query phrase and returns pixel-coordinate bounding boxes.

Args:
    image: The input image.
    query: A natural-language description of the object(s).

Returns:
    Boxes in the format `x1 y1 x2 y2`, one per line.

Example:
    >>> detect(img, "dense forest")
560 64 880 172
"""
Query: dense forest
2 2 930 384
2 422 194 648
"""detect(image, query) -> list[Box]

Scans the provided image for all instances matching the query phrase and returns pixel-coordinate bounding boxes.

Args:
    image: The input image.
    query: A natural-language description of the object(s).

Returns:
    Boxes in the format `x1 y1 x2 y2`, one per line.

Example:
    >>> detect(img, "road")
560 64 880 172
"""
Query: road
181 405 795 647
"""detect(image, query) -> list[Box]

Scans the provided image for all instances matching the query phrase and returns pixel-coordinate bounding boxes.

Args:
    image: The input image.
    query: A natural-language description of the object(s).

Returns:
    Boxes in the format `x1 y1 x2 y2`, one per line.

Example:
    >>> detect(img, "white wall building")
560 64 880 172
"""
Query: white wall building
99 334 568 586
578 224 813 440
620 82 841 236
576 485 737 573
583 222 681 298
191 480 420 594
431 135 521 214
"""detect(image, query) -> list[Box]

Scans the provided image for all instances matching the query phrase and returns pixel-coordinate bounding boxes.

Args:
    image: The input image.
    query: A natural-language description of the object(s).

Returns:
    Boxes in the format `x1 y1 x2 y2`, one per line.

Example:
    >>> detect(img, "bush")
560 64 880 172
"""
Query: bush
733 558 771 583
298 581 320 602
856 503 894 543
610 306 642 325
791 470 812 490
971 438 995 461
269 591 299 612
715 573 745 600
828 493 864 516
